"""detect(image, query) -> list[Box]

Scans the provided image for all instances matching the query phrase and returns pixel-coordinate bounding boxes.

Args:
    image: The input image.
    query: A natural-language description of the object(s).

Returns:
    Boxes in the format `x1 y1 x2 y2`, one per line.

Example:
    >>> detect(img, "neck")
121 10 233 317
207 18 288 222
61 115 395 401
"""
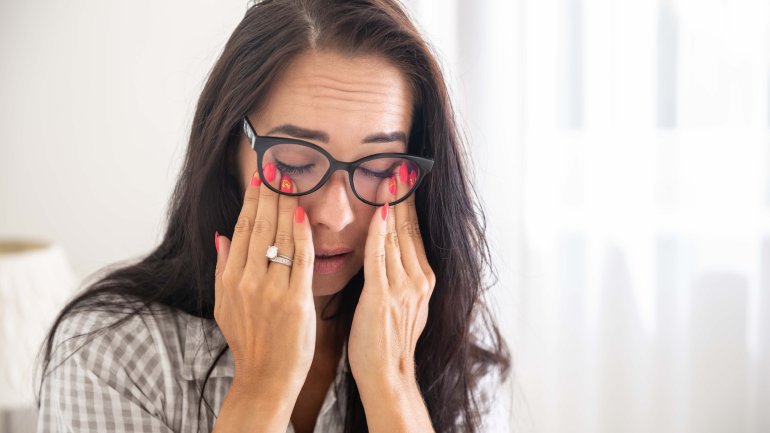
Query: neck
313 293 343 356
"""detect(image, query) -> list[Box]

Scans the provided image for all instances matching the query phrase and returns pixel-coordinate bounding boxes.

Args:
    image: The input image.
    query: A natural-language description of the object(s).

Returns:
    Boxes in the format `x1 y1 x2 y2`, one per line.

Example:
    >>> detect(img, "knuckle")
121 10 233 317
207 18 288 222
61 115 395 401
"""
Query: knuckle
274 231 293 247
262 290 282 309
373 250 387 265
399 221 421 239
237 280 252 293
387 231 399 247
286 293 308 312
259 187 276 200
294 229 310 241
252 218 273 235
405 198 418 213
293 250 314 268
214 263 225 279
221 269 237 290
278 205 294 218
234 216 252 233
243 193 259 206
416 276 431 294
426 271 436 290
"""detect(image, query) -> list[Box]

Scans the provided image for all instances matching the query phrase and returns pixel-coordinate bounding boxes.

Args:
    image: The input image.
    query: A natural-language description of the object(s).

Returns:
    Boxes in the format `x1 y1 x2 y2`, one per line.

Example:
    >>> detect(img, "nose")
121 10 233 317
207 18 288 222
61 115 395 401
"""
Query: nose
308 170 355 232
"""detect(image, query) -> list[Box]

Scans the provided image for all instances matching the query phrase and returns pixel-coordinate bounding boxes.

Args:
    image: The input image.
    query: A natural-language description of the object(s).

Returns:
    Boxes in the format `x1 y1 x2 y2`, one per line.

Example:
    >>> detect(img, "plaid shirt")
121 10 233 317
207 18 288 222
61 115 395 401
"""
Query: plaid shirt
36 295 511 432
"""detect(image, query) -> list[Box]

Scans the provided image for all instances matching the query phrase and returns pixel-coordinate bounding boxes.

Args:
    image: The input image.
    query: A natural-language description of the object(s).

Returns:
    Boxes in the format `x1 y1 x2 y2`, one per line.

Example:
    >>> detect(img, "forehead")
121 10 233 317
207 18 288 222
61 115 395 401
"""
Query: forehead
252 50 413 154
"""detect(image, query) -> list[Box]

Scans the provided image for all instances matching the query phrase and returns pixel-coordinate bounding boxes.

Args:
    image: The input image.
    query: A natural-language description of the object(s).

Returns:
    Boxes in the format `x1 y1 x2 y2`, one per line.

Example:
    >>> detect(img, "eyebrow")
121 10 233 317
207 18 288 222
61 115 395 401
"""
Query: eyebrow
266 123 407 145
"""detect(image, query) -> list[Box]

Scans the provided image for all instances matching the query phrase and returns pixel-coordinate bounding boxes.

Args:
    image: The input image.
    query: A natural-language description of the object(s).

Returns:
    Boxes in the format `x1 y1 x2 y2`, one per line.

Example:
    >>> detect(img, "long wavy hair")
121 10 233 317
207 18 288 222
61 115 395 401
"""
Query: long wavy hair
34 0 511 431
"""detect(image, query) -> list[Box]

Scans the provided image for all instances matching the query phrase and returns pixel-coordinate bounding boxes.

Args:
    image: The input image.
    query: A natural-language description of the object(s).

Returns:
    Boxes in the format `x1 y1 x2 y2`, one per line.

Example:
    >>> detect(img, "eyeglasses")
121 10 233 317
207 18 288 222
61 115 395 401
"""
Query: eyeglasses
242 116 434 206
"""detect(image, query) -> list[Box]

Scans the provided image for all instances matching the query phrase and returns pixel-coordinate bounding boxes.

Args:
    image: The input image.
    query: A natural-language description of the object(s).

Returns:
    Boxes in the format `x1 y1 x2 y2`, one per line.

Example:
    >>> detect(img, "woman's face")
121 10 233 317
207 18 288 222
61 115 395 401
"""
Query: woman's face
236 49 413 297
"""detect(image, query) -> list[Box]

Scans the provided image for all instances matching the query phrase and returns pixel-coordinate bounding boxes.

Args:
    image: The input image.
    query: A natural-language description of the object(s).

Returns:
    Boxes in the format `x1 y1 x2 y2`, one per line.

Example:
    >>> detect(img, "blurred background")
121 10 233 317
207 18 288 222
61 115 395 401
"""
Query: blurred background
1 0 768 432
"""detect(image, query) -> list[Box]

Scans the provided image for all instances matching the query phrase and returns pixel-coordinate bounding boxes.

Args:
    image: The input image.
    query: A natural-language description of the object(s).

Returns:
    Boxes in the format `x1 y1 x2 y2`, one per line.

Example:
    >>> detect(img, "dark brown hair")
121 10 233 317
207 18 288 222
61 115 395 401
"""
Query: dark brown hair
35 0 512 431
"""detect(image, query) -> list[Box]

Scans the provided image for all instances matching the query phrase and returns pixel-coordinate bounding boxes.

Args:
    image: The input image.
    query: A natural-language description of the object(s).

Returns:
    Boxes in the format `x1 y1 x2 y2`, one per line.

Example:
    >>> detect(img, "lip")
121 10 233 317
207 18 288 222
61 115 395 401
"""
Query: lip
314 247 353 257
314 252 352 275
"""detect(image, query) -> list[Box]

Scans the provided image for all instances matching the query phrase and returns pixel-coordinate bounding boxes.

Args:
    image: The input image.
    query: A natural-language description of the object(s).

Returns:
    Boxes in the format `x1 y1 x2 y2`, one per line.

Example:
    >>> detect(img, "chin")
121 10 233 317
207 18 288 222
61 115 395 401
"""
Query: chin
311 261 366 297
310 253 363 297
311 274 349 297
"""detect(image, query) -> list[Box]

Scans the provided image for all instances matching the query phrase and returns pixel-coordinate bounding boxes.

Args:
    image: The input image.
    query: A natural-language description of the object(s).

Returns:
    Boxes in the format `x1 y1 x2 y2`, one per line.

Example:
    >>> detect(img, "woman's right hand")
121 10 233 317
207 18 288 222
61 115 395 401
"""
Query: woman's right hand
213 164 316 399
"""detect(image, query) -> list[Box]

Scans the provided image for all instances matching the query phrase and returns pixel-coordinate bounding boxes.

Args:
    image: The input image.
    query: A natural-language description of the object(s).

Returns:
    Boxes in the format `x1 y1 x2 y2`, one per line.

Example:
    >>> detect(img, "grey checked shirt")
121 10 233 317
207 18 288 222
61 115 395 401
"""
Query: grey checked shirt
36 295 511 432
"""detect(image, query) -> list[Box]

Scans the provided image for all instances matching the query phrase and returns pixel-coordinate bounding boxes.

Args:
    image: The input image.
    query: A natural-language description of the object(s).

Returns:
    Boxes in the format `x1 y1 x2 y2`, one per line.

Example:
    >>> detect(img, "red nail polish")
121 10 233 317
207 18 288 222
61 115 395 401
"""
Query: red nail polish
295 206 305 223
251 172 262 187
280 174 293 192
381 202 389 221
215 231 220 253
408 170 417 188
389 175 396 195
399 161 408 184
264 163 276 182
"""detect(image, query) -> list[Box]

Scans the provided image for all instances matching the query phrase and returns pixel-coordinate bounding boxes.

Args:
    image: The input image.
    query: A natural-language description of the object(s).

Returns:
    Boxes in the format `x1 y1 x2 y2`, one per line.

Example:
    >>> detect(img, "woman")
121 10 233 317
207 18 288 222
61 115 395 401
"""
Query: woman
35 0 511 432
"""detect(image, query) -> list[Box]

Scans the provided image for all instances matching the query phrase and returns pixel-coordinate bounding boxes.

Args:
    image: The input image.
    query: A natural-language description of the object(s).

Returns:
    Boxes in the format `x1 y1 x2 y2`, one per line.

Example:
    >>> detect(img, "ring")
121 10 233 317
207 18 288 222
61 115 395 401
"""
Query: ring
265 245 293 267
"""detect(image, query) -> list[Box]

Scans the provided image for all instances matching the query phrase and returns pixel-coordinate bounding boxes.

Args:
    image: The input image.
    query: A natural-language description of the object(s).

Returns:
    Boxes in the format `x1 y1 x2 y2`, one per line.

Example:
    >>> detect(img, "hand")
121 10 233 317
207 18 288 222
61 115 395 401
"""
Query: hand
213 164 316 399
348 162 436 388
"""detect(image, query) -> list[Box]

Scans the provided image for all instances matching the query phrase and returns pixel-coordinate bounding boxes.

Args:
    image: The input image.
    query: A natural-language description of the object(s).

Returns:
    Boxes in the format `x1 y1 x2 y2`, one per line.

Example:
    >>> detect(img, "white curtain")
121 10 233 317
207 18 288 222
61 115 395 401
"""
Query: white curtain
406 0 770 432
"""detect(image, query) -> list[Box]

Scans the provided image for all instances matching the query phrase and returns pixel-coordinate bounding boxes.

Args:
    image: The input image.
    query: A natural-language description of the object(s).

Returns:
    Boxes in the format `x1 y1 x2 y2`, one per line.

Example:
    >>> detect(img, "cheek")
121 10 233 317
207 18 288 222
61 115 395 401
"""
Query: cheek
237 139 258 189
350 207 376 263
352 204 377 237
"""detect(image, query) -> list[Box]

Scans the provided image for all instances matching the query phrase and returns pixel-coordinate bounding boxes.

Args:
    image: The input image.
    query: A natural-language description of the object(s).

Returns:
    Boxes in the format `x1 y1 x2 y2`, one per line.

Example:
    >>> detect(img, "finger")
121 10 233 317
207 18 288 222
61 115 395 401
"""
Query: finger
227 169 262 274
367 204 390 291
290 204 314 295
265 172 298 287
402 168 430 277
365 180 392 292
394 162 422 279
376 175 404 287
214 231 231 319
245 162 281 280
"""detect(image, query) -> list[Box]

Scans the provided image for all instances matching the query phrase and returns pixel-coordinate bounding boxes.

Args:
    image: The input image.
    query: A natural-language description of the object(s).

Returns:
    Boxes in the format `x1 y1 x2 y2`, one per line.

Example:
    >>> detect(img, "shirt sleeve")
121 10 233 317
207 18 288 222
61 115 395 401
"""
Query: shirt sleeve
36 305 175 433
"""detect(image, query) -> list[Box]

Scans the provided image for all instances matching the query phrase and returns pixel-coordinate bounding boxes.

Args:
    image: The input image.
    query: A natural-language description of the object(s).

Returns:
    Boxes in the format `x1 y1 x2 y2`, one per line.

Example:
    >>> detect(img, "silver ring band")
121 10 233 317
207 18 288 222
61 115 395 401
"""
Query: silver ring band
266 245 293 267
268 255 293 267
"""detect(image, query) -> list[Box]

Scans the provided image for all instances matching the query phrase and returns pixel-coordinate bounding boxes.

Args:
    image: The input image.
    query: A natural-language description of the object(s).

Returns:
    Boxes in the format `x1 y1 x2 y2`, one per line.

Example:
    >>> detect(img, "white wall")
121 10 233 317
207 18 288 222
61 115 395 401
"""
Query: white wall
0 1 248 280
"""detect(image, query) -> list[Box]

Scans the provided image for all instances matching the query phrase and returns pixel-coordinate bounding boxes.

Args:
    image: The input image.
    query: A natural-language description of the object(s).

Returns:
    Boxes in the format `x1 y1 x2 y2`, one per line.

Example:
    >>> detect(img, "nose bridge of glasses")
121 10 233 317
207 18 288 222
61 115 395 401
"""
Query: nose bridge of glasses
323 164 354 189
322 158 356 183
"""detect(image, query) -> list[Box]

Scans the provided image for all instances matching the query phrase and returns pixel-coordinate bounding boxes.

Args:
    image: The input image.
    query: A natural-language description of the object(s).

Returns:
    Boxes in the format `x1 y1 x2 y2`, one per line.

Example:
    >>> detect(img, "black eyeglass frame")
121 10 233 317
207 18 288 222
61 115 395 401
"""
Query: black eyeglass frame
242 116 434 207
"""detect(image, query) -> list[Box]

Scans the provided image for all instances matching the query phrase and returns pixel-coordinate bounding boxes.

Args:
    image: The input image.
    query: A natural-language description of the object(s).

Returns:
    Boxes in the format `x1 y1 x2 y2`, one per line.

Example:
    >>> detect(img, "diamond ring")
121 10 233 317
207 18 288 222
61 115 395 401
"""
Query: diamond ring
265 245 293 267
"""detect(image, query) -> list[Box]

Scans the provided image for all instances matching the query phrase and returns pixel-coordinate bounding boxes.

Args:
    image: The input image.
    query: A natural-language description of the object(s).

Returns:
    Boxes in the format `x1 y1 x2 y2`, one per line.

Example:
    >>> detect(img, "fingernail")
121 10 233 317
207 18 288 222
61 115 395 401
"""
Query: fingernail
408 170 417 188
381 202 389 221
280 174 293 192
215 231 220 253
295 206 305 223
251 172 262 187
399 161 408 184
264 162 276 182
389 175 396 195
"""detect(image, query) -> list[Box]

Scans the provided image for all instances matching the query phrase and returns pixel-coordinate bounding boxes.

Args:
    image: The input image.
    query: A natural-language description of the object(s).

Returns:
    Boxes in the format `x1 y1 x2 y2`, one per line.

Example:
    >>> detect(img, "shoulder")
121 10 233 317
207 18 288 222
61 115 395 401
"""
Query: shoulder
37 292 186 432
49 292 184 369
44 292 188 405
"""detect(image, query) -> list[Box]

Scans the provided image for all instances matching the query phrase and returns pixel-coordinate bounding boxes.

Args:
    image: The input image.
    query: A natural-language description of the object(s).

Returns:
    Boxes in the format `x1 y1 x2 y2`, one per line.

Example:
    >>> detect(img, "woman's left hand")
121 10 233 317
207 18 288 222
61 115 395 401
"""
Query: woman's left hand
348 163 436 389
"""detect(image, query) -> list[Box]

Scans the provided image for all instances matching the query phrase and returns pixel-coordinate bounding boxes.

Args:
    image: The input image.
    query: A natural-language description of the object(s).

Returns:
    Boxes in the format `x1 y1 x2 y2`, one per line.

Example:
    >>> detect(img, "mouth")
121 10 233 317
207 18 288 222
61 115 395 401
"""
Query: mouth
314 247 353 258
314 248 353 274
